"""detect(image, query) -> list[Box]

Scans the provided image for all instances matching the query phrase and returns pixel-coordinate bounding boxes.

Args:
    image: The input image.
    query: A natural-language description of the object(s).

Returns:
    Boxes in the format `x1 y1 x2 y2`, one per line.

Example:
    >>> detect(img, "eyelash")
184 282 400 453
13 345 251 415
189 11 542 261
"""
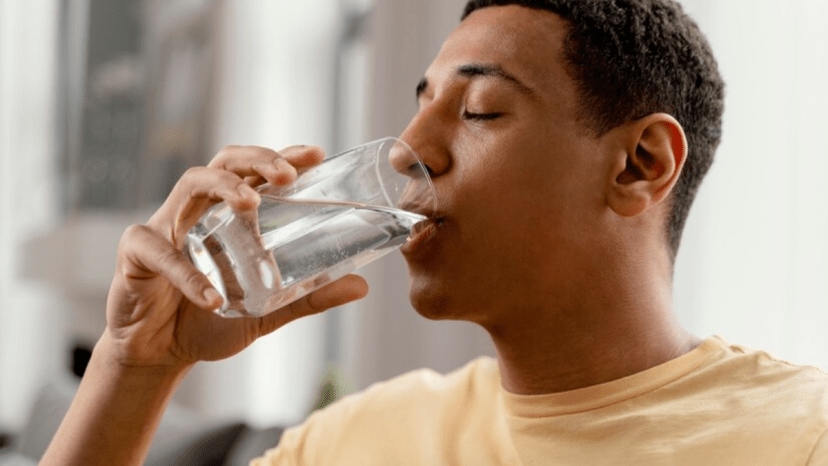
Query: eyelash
463 111 503 121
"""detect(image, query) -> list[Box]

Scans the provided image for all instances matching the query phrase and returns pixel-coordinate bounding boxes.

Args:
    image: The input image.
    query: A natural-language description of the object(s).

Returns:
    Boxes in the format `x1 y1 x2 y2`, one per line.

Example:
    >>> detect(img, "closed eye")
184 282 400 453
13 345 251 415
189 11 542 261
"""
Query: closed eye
463 111 503 121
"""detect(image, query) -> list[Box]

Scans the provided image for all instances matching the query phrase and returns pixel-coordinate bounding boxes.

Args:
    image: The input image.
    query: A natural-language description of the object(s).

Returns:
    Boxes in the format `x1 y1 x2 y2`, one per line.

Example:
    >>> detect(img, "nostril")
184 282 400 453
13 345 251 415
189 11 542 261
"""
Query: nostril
395 135 450 179
407 163 435 178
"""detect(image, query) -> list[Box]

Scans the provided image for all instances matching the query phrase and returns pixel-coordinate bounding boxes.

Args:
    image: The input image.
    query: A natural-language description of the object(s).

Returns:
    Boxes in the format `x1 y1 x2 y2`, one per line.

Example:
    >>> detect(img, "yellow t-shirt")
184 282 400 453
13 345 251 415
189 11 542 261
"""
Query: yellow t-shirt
252 336 828 465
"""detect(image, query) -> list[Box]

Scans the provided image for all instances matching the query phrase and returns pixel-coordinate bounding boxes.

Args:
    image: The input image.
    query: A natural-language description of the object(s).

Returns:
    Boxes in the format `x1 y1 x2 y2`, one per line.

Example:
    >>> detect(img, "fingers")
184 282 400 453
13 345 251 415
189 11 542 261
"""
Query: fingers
256 274 369 336
116 224 224 311
147 167 261 246
209 145 325 187
302 274 369 316
123 143 330 310
148 144 324 245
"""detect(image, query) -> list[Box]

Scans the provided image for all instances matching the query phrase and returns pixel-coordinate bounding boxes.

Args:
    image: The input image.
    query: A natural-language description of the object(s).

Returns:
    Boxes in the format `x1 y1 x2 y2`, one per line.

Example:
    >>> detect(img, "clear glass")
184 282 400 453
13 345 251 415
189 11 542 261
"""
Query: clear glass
185 137 435 317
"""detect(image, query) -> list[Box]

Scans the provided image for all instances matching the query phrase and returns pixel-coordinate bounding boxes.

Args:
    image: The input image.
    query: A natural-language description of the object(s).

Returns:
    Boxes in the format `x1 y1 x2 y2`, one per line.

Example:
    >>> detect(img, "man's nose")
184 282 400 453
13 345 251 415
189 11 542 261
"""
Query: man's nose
385 138 437 213
397 104 451 178
387 138 427 179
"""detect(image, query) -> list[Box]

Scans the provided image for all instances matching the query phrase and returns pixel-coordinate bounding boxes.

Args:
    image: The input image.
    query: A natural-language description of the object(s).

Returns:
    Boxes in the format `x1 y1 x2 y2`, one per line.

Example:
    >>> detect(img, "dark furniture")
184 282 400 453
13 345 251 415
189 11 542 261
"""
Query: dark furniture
0 377 285 466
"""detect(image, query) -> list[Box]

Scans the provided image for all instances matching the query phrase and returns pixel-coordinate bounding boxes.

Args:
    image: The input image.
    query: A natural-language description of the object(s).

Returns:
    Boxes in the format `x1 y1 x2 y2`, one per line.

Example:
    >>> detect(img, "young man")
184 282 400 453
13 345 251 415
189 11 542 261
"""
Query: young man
43 0 828 464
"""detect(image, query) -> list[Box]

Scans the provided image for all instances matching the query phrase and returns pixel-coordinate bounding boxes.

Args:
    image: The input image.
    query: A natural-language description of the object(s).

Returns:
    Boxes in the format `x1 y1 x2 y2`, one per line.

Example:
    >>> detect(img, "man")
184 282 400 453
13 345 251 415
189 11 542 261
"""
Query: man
43 0 828 464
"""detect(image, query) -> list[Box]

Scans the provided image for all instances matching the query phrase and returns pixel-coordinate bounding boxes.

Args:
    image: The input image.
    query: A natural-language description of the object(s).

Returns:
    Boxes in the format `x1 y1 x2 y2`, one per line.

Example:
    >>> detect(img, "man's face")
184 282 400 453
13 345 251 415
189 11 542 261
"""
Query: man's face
399 6 609 324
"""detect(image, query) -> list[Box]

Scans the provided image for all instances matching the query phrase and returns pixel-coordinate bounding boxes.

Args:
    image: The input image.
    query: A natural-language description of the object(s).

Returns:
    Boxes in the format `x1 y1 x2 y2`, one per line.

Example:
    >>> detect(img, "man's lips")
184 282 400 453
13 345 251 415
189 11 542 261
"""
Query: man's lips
409 217 436 239
402 216 442 255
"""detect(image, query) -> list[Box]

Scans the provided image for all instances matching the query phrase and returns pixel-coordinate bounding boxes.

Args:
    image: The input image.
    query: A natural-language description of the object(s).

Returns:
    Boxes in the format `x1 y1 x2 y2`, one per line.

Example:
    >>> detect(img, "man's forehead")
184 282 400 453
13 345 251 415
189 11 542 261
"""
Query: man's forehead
423 6 569 92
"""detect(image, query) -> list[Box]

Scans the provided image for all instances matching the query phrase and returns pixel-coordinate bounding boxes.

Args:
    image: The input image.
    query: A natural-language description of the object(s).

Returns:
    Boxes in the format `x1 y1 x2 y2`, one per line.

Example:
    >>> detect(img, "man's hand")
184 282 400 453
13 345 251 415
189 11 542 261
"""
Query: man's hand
104 144 368 369
41 144 369 466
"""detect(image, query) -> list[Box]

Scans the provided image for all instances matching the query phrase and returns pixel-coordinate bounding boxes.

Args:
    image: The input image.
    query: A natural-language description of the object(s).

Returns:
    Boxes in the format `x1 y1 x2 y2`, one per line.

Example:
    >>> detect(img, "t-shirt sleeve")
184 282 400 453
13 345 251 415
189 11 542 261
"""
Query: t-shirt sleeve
248 409 336 466
248 426 304 466
246 383 376 465
247 359 498 465
249 446 292 466
807 427 828 466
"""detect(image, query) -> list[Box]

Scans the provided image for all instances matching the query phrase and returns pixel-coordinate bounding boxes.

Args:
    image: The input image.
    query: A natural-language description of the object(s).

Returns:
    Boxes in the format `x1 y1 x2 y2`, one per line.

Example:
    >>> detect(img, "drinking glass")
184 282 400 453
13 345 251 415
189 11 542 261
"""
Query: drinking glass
185 137 435 318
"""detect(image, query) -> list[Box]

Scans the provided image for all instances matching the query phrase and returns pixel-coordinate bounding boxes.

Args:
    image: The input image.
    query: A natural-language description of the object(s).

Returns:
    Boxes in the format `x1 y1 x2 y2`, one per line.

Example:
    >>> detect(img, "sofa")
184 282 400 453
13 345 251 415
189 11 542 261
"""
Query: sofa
0 376 285 466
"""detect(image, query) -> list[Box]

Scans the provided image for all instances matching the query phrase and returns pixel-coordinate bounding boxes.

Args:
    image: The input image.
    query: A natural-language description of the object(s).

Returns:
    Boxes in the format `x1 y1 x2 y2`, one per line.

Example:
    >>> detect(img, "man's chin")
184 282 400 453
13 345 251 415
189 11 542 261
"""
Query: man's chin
407 280 453 321
407 278 481 323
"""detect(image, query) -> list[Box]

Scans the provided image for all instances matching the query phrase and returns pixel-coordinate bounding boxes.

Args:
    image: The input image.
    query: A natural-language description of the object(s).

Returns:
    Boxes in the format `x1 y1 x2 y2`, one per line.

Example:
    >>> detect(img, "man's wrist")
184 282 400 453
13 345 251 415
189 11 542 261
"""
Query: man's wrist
94 329 194 383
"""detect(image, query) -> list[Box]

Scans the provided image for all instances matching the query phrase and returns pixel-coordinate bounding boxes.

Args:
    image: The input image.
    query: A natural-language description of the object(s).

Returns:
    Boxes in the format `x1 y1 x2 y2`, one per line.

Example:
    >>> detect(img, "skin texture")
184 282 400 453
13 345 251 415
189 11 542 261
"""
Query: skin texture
42 5 699 465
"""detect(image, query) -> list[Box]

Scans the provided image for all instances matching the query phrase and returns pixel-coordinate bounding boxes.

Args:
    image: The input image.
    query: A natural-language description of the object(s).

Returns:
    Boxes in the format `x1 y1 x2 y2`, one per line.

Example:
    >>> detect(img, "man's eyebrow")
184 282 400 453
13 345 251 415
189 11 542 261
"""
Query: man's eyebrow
415 63 535 101
457 63 535 95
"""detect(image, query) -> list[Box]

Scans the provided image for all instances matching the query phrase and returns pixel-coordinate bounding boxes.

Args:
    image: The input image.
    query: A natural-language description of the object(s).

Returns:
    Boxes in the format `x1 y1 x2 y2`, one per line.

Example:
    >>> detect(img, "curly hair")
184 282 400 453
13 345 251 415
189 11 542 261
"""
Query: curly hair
462 0 725 260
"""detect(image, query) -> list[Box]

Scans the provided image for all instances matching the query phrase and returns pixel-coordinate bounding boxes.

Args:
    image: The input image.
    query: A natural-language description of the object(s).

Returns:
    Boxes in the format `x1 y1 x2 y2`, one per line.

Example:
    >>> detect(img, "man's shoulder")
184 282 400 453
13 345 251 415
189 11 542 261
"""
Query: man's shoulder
673 337 828 428
702 337 828 395
273 356 502 461
258 357 506 464
657 337 828 463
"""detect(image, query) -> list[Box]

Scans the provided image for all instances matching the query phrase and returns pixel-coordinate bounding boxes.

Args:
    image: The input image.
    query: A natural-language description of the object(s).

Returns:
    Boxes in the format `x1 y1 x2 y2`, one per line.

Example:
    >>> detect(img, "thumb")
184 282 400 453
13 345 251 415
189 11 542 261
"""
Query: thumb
255 274 369 336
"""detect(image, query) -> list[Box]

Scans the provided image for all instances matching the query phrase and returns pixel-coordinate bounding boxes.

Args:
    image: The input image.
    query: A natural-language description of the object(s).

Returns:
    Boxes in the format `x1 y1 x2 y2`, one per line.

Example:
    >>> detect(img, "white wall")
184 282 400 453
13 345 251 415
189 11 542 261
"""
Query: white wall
0 0 64 430
674 0 828 367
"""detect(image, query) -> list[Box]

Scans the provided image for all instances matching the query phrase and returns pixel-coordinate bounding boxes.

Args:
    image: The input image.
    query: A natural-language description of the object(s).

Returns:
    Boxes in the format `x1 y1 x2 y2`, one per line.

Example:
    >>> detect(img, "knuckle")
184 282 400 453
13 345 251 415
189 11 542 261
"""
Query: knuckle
216 144 242 159
172 167 204 191
180 165 209 181
118 224 150 250
174 166 229 198
263 147 281 159
114 224 155 274
250 147 282 165
207 148 230 168
213 145 279 166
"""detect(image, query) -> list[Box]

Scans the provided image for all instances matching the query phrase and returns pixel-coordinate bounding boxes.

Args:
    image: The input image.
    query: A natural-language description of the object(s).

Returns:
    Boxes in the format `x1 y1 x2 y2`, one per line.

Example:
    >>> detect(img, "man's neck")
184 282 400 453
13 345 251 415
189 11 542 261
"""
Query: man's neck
485 269 700 395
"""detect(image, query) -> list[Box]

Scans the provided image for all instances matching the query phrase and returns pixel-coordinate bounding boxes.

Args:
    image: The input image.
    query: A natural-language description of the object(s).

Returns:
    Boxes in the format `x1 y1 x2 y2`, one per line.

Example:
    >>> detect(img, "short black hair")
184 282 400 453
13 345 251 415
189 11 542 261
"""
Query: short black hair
462 0 725 260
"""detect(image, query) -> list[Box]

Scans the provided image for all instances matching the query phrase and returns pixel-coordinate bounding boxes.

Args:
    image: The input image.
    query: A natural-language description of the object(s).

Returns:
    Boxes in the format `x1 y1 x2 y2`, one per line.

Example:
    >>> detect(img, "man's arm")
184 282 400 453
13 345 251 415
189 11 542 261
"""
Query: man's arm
41 332 189 465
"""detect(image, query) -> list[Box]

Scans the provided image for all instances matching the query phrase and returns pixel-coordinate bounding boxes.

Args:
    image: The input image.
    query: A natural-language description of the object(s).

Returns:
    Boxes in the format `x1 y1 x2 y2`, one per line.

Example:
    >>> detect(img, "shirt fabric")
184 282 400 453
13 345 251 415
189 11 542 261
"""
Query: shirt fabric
252 336 828 465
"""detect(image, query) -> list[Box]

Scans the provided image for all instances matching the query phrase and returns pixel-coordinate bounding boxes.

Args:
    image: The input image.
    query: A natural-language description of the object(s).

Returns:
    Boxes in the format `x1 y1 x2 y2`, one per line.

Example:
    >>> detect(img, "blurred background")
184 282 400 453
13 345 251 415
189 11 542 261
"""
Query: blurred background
0 0 826 440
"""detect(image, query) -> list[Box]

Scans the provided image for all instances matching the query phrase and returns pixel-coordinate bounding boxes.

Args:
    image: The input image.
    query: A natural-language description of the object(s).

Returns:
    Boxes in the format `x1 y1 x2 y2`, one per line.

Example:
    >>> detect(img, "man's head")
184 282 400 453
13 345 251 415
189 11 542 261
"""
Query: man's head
398 2 721 324
462 0 725 259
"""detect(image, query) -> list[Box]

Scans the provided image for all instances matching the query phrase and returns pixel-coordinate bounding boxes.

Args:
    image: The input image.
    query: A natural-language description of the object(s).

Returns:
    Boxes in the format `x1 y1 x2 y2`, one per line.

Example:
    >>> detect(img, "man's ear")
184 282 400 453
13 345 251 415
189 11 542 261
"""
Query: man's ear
607 113 687 217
